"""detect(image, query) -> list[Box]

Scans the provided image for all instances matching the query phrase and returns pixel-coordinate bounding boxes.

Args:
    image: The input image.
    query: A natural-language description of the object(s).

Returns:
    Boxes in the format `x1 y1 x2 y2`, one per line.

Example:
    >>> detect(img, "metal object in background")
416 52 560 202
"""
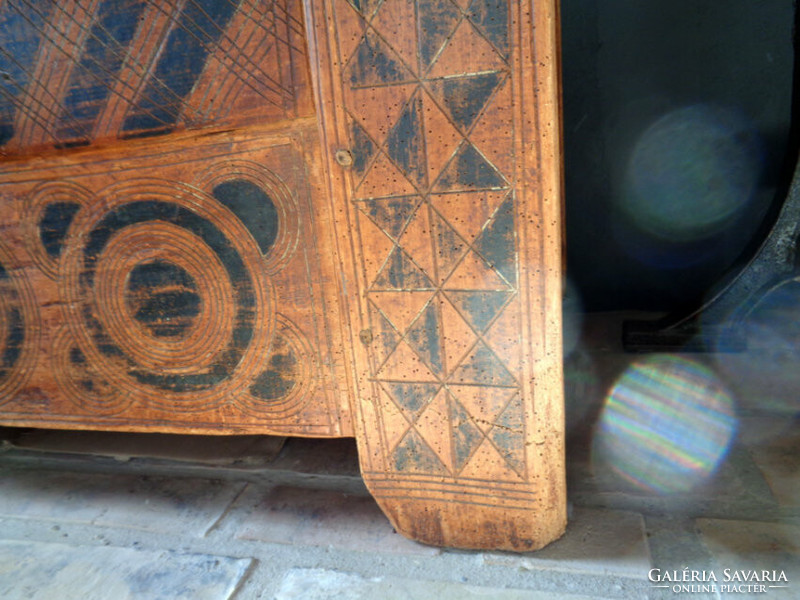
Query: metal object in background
624 155 800 352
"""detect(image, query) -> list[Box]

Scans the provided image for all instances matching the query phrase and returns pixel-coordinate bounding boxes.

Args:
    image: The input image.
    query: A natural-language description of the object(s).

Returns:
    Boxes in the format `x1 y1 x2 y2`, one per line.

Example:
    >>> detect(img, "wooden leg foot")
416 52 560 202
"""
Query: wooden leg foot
370 489 566 552
352 377 567 551
305 0 567 551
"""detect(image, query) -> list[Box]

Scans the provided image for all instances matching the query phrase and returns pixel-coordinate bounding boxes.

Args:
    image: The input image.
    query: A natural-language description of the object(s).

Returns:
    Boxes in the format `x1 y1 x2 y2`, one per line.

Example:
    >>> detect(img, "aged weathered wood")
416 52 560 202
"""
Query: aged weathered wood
0 123 352 435
304 0 566 550
0 0 565 550
0 0 314 155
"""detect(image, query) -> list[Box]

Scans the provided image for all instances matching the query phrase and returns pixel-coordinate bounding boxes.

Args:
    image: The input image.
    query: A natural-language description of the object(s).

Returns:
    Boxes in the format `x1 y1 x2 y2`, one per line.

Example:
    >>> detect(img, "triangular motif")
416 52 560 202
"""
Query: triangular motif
431 211 467 284
377 384 412 452
397 202 435 281
467 76 513 177
437 293 477 375
405 300 444 376
449 396 485 472
474 195 516 286
430 191 509 244
420 91 463 185
371 0 418 75
458 438 523 482
488 392 526 475
376 339 438 382
345 28 414 87
446 290 512 332
416 0 462 71
346 84 416 147
414 388 454 473
447 385 518 434
434 142 507 192
349 119 378 180
384 92 427 189
369 290 433 334
392 428 448 474
333 0 368 65
427 19 506 78
357 209 396 284
367 300 401 368
355 151 417 199
467 0 510 59
345 0 384 19
383 381 440 418
358 195 420 240
427 72 504 133
482 296 521 377
449 340 516 386
444 249 510 291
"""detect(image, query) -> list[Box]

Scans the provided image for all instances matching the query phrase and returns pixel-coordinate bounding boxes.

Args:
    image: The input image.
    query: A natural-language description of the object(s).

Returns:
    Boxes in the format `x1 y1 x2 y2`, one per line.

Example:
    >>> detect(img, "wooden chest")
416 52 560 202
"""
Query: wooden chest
0 0 565 551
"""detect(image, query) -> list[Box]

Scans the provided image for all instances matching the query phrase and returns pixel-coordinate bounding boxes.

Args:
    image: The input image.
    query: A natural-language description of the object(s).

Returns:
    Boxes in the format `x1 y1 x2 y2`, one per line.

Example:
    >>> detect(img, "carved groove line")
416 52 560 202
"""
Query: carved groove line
0 242 40 404
29 161 321 419
197 158 301 274
332 0 526 482
0 0 308 151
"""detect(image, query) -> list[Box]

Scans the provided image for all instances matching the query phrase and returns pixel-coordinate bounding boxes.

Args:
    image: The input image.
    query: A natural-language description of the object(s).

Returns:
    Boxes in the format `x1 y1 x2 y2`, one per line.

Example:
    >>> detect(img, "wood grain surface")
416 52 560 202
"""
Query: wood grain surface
0 123 352 435
0 0 565 550
0 0 313 155
306 0 566 549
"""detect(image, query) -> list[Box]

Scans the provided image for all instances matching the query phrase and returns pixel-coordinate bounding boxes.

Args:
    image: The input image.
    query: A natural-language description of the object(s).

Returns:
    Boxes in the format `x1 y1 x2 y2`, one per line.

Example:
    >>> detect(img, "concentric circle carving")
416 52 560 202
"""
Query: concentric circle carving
58 178 277 411
238 314 315 417
22 181 90 280
196 160 299 274
94 222 235 373
0 242 39 404
53 327 131 415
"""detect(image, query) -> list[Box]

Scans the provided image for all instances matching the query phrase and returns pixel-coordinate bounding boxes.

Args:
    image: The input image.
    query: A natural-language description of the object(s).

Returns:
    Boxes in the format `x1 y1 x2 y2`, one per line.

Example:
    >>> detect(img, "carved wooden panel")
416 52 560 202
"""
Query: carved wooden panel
0 125 351 435
306 0 566 550
0 0 313 155
0 0 566 551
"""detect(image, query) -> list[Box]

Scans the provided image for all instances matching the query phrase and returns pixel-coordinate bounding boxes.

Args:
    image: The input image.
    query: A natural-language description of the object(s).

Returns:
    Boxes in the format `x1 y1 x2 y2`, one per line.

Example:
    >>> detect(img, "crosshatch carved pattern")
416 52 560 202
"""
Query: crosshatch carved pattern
0 0 312 154
328 0 532 486
0 135 344 435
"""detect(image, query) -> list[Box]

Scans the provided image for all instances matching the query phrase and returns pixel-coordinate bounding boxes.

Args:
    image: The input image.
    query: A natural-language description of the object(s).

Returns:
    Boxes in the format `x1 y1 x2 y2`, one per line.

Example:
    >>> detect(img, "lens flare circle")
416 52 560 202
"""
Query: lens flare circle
622 105 761 242
593 355 737 494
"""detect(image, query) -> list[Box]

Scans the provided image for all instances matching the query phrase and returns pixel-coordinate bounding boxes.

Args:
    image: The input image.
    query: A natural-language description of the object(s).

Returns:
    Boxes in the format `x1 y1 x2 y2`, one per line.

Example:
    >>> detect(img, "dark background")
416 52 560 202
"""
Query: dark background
561 0 796 313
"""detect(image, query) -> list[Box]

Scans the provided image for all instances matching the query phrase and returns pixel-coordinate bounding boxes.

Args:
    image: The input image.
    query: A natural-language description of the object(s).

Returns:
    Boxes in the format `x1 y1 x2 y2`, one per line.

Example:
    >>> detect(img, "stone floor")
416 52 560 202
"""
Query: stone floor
0 313 798 599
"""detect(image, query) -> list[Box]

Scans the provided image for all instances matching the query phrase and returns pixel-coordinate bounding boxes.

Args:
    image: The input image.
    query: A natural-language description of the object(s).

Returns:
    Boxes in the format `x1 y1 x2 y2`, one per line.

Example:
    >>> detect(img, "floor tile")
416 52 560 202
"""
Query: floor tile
0 540 251 600
481 507 651 578
745 425 800 508
274 568 616 600
696 518 799 599
237 486 438 556
644 516 718 600
0 470 244 536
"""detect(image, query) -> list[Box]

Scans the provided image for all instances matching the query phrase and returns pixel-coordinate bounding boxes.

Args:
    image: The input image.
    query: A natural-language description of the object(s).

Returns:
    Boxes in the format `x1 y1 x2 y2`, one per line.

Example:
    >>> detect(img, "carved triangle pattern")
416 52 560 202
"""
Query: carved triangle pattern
339 0 525 481
384 384 524 477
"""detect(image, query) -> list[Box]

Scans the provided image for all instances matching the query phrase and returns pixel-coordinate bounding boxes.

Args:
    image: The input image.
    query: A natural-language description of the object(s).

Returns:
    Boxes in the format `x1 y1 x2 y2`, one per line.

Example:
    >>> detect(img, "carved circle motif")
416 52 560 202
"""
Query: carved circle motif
53 326 130 415
0 242 39 404
22 181 90 280
94 222 236 373
196 159 299 274
58 178 277 411
238 314 315 416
